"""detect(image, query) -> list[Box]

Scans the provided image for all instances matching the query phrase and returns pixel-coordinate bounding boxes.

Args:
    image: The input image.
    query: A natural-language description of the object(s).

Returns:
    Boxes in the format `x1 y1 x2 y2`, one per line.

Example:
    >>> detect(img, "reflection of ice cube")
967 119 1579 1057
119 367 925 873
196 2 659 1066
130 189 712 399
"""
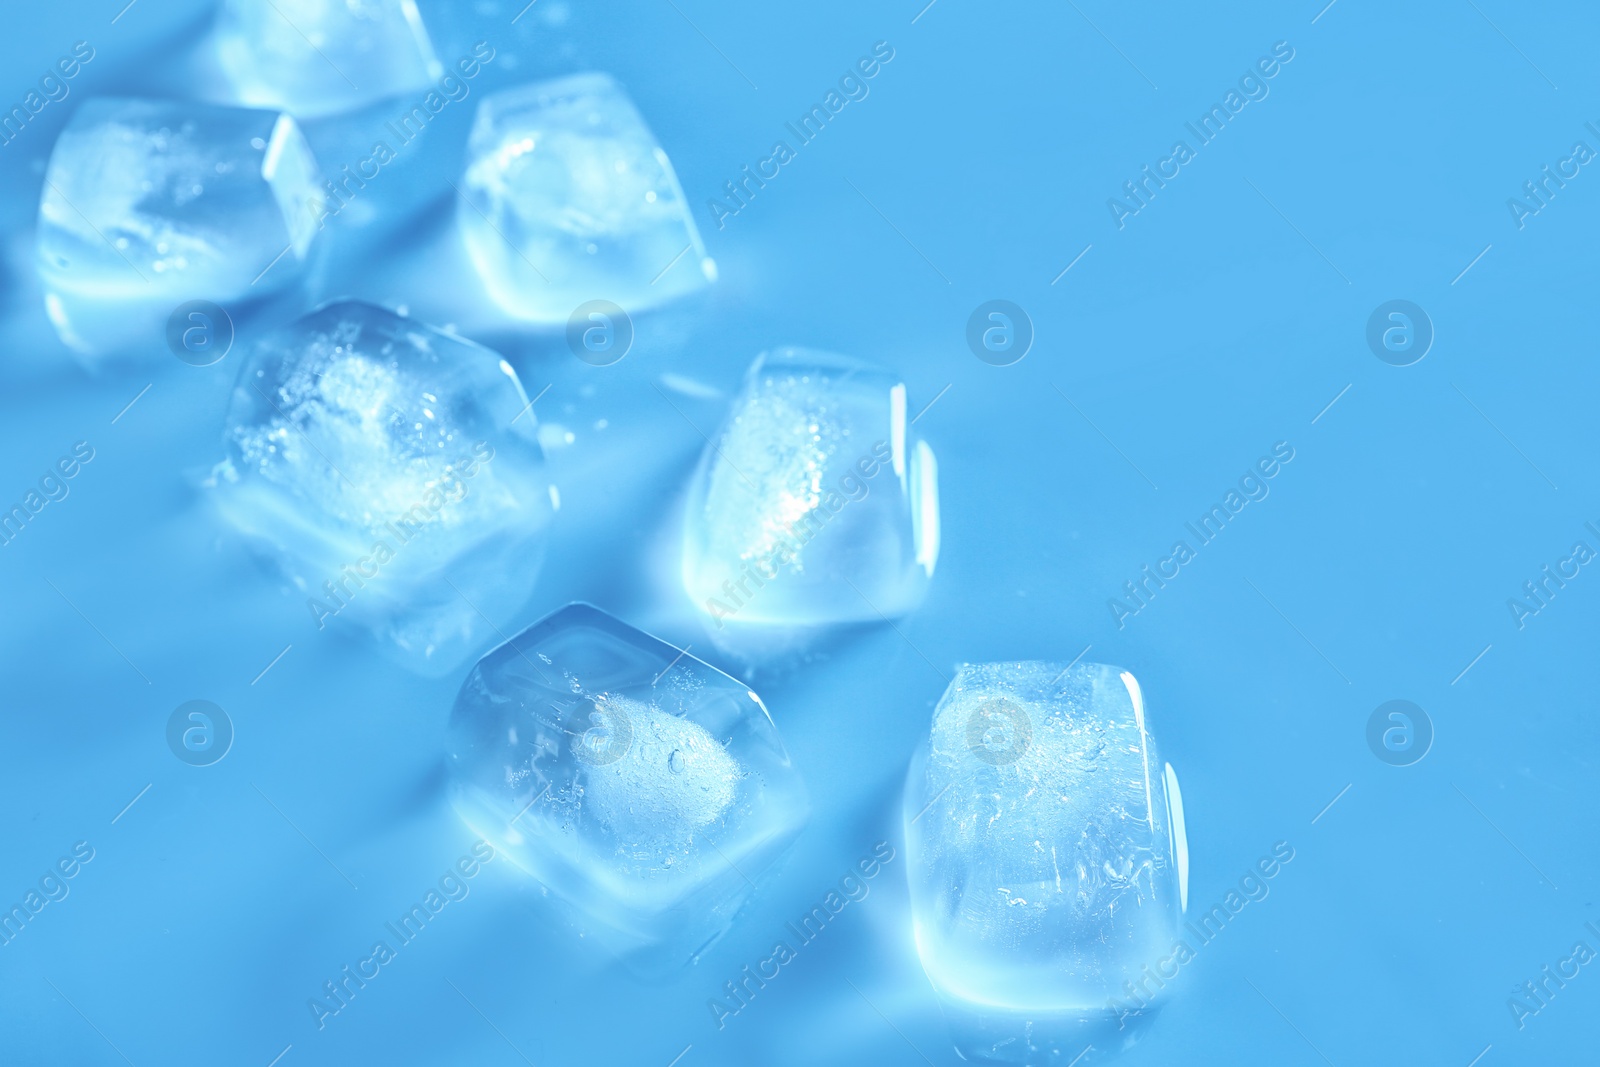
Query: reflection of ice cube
36 97 321 356
458 74 713 322
212 300 557 675
214 0 442 118
682 348 939 647
446 603 808 969
904 662 1188 1063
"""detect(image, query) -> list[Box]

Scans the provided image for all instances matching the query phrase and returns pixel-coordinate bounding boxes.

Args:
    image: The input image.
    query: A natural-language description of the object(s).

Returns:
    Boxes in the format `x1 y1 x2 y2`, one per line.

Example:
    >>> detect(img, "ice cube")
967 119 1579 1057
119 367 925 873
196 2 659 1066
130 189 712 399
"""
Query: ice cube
681 348 940 648
457 73 713 322
903 661 1189 1062
212 300 557 675
446 603 808 968
36 97 322 357
214 0 442 119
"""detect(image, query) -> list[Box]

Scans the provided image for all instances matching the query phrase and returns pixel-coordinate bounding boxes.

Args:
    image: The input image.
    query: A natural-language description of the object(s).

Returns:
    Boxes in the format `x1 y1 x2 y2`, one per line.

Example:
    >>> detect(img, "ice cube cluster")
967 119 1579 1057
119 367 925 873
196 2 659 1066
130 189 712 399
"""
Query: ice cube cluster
29 3 1190 1055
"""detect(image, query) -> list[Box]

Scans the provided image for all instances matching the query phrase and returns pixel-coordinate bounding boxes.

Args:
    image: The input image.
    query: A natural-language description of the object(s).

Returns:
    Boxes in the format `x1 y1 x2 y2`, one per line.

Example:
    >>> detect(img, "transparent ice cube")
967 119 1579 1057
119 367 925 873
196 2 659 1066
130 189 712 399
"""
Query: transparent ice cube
903 662 1189 1063
681 348 940 648
446 603 808 969
212 300 557 675
36 97 322 357
458 73 713 322
214 0 442 119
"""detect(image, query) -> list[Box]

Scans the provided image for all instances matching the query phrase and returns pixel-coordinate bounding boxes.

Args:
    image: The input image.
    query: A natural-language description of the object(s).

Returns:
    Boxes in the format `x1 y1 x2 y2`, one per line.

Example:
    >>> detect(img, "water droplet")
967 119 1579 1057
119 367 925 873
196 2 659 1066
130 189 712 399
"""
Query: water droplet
668 750 685 774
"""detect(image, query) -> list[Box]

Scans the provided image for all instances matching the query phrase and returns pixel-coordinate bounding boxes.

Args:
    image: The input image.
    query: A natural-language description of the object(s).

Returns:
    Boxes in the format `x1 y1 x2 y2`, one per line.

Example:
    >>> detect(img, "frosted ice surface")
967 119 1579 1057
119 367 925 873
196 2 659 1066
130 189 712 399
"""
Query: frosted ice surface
446 603 808 965
215 0 442 118
904 661 1187 1056
36 97 321 356
458 74 713 321
581 695 742 862
212 300 556 674
682 348 939 638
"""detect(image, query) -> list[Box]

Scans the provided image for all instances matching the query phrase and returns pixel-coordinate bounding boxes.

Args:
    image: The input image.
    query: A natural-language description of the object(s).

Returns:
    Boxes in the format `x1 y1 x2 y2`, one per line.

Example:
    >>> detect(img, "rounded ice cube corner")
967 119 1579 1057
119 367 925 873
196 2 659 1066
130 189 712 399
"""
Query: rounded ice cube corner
680 346 941 649
445 602 810 969
36 96 324 359
902 660 1189 1063
209 299 556 677
456 72 712 323
213 0 443 119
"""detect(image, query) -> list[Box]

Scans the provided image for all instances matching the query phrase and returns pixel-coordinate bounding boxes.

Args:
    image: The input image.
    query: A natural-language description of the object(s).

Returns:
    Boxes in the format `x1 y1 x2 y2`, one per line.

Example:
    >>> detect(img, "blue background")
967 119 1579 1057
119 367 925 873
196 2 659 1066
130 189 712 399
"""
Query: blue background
1 1 1596 1064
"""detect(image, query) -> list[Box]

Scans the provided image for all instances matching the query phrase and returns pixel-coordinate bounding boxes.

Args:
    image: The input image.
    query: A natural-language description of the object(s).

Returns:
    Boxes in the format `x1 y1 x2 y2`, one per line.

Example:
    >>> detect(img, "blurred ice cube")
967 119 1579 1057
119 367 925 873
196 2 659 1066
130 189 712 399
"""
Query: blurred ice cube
681 347 939 652
212 300 557 674
458 74 713 323
36 97 321 357
446 602 808 969
214 0 442 118
903 662 1189 1063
